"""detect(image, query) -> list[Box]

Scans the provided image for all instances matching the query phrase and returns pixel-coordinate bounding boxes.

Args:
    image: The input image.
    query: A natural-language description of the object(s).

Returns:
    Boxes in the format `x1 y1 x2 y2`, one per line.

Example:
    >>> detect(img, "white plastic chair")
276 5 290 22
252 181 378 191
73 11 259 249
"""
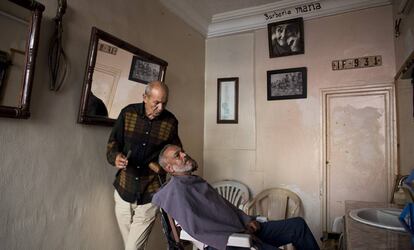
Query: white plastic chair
244 188 302 250
212 180 250 209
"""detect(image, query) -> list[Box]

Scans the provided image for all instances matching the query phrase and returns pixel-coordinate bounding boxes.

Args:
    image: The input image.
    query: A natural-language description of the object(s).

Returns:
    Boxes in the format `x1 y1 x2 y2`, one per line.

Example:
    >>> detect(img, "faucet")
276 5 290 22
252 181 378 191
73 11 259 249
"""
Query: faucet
398 175 409 189
399 174 414 203
392 175 411 205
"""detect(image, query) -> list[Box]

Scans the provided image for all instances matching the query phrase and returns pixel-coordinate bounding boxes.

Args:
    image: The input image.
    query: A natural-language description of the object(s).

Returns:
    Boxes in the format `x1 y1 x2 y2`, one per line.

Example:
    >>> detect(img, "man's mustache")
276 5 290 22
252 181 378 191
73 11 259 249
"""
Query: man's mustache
183 156 195 165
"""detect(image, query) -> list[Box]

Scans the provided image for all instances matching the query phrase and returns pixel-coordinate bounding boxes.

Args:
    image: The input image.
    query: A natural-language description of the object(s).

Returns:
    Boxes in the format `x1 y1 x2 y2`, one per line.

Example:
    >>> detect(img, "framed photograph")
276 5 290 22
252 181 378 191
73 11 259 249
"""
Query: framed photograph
267 67 307 100
129 56 162 84
268 17 304 58
217 77 238 124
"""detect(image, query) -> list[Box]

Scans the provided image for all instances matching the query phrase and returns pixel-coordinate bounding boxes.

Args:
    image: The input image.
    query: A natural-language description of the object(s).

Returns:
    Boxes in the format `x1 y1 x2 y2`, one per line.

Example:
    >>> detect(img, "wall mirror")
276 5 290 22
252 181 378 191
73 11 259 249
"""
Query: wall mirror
0 0 44 119
78 27 168 126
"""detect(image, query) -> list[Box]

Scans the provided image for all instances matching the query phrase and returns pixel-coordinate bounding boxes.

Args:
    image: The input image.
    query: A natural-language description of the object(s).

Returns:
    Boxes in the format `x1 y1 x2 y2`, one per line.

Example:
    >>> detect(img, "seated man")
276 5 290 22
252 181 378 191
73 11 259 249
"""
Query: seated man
152 144 320 250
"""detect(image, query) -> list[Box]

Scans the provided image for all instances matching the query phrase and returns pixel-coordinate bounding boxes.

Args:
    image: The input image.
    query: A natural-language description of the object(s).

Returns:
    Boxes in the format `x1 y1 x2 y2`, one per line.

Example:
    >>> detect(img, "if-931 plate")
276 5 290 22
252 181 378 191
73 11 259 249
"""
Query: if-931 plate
332 55 382 70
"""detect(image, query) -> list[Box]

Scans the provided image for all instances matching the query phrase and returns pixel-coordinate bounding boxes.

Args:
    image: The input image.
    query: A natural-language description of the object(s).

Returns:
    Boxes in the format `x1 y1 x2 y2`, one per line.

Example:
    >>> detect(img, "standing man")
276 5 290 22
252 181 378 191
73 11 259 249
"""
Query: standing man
107 81 182 250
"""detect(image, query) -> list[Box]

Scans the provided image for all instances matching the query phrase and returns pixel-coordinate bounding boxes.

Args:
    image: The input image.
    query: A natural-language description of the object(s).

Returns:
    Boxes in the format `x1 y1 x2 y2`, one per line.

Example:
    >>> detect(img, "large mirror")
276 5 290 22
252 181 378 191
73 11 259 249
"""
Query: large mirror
0 0 44 119
78 27 168 126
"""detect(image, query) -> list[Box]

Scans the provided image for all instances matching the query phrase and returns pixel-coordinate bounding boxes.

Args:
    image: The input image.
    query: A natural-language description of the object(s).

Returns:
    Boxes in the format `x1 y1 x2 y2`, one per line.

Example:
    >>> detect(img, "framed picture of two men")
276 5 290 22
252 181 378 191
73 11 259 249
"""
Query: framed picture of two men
268 17 304 58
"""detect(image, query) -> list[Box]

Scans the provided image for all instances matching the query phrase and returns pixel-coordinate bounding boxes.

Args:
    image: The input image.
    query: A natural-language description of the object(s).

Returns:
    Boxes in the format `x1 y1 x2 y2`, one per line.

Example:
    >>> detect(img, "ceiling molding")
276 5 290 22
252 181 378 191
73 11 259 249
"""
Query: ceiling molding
206 0 391 38
159 0 210 36
207 0 391 38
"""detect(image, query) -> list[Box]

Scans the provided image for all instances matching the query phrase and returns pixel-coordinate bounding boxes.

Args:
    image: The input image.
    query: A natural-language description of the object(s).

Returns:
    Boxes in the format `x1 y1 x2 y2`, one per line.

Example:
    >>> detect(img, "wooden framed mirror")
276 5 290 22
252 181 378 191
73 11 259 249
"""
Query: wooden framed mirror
77 27 168 126
0 0 44 119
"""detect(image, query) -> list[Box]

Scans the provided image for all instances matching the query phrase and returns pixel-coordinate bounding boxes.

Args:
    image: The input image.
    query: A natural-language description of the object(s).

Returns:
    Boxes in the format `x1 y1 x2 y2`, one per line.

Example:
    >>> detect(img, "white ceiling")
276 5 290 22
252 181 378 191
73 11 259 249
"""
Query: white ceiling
160 0 392 38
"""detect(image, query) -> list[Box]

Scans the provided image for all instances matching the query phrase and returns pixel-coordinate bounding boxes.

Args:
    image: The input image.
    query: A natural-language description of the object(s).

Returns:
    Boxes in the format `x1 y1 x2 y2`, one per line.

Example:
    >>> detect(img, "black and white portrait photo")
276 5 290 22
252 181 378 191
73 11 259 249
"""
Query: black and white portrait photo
129 56 161 84
268 17 304 58
267 67 307 100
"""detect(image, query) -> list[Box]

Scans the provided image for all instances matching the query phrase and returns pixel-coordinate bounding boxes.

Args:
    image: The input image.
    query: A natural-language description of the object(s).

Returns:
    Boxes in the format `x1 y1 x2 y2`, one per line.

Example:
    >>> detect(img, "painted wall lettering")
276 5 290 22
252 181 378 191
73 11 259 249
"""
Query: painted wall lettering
264 2 322 21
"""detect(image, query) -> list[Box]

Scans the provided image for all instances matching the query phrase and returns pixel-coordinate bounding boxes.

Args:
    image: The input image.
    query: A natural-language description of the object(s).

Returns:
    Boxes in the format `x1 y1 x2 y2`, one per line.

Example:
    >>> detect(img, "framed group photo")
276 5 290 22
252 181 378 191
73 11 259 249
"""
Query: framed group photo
217 77 238 124
129 55 162 84
267 67 307 100
268 17 304 58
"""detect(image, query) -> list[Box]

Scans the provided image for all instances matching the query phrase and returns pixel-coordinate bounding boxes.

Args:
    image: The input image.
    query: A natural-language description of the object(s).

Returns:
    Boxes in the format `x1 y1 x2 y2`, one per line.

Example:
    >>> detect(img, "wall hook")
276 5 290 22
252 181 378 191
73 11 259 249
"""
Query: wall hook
394 18 401 38
48 0 68 91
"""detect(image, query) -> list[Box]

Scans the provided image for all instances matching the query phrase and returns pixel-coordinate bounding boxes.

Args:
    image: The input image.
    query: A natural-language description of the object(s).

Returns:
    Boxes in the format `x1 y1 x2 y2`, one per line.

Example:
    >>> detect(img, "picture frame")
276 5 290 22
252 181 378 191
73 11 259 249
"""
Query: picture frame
129 55 162 84
268 17 304 58
217 77 238 124
267 67 307 100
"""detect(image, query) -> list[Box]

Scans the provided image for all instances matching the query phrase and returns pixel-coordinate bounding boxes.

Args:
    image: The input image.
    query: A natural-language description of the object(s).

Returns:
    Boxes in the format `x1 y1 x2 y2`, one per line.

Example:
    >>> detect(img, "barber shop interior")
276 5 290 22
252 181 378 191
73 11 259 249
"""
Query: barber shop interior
1 0 414 249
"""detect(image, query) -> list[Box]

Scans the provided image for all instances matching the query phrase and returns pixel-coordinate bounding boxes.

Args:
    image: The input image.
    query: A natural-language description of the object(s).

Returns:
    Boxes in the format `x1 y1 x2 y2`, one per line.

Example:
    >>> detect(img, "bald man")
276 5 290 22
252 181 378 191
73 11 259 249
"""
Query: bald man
107 81 182 250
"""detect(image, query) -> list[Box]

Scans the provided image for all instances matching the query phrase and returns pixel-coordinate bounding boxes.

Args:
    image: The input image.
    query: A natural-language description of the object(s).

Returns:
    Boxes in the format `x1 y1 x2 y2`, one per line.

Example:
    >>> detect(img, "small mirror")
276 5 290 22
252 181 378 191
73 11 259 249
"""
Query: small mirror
78 27 168 126
0 0 44 119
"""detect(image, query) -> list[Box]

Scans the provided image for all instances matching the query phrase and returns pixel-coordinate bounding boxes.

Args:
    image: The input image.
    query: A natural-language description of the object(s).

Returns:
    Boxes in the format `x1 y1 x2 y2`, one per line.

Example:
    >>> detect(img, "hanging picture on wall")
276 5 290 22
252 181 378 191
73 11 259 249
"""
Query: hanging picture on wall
129 56 162 84
217 77 238 124
267 67 307 100
268 17 304 58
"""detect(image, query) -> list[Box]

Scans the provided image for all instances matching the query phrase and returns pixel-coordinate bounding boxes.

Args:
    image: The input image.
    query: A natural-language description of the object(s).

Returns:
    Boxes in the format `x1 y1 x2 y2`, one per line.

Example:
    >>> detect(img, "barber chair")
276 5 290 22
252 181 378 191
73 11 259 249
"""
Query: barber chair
158 179 255 250
159 207 255 250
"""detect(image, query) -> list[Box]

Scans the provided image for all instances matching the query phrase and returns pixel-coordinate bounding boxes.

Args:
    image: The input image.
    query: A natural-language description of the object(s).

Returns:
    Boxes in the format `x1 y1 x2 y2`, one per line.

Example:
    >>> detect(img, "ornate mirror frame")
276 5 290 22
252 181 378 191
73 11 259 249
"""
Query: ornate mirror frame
77 27 168 126
0 0 44 119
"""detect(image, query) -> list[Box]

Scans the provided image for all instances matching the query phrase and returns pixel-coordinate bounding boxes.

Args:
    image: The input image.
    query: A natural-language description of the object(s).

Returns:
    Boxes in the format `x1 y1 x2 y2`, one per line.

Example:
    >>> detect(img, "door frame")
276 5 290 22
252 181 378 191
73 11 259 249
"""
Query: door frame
320 83 398 232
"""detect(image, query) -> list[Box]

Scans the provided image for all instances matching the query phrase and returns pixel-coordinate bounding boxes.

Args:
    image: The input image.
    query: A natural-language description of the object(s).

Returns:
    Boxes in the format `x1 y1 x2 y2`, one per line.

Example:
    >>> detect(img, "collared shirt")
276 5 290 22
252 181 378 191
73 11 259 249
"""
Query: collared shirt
107 103 182 204
152 175 252 250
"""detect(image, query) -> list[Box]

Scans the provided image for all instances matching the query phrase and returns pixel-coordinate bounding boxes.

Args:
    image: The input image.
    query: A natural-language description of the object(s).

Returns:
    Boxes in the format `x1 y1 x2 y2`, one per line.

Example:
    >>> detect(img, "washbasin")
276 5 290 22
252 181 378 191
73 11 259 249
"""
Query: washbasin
349 207 406 232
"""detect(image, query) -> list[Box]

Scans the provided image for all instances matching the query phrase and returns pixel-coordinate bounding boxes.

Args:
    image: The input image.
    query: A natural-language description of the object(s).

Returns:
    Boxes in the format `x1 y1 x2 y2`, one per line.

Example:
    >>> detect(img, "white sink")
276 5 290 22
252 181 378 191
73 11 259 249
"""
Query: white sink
349 207 406 232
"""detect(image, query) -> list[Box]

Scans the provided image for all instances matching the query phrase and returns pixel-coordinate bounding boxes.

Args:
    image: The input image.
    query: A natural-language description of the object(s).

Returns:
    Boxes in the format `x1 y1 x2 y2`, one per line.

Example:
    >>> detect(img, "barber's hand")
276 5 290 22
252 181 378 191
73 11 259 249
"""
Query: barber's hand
148 162 163 174
245 220 261 234
115 153 128 170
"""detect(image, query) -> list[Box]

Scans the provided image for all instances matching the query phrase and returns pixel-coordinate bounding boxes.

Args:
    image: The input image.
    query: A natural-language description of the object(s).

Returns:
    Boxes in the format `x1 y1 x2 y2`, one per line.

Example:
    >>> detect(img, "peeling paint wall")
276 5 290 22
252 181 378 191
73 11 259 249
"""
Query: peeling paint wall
0 0 205 249
204 5 395 237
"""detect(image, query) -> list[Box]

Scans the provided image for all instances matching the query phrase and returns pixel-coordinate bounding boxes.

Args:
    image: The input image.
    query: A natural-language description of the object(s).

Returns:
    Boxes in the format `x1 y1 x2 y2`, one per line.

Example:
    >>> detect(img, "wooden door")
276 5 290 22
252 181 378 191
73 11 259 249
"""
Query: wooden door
321 84 397 232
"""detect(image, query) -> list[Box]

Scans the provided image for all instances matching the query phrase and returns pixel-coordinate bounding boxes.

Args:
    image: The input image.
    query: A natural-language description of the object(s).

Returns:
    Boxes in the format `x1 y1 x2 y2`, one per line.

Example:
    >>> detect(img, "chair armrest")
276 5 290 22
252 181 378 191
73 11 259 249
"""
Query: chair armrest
256 216 268 223
227 233 252 247
179 230 195 241
180 231 252 248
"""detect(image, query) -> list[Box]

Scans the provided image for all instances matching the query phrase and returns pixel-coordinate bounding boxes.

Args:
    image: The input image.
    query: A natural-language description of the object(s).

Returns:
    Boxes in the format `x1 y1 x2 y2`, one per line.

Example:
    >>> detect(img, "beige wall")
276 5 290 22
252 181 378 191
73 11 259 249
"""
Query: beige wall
204 5 395 236
393 0 414 175
0 0 205 249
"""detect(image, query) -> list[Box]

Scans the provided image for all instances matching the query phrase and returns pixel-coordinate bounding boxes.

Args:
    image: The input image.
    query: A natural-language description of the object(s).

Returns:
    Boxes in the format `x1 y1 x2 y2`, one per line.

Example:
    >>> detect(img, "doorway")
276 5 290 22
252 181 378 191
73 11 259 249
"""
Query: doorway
321 84 397 232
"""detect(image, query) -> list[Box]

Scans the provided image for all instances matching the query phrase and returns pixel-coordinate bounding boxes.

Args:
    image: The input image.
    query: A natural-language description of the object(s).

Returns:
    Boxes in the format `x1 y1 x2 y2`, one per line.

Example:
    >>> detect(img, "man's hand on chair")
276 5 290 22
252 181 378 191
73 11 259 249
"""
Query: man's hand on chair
245 220 261 234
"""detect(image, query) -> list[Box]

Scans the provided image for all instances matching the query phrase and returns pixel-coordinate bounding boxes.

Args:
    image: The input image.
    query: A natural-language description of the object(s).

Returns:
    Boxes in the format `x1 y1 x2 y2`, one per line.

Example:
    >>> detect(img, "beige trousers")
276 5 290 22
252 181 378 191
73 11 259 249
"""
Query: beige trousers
114 190 158 250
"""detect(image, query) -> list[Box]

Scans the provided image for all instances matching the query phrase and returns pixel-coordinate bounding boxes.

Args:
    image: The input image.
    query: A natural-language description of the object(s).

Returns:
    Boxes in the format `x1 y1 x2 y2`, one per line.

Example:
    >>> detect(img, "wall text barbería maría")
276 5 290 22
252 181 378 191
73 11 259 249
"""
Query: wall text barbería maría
264 2 322 21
